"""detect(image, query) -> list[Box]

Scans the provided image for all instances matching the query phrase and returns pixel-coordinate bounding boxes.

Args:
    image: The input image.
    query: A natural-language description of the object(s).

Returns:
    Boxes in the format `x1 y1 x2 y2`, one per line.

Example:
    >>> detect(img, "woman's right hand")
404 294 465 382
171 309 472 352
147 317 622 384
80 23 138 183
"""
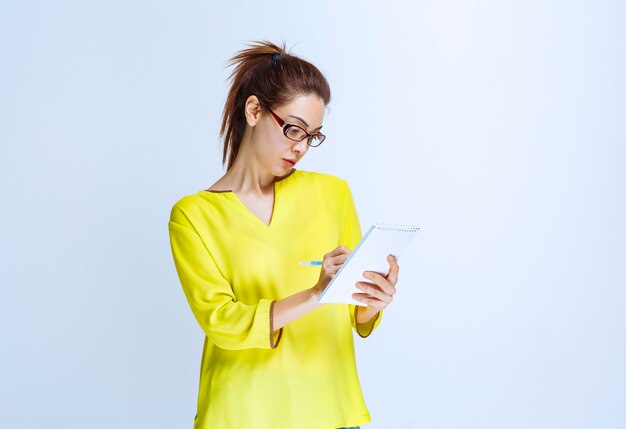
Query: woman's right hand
312 245 352 298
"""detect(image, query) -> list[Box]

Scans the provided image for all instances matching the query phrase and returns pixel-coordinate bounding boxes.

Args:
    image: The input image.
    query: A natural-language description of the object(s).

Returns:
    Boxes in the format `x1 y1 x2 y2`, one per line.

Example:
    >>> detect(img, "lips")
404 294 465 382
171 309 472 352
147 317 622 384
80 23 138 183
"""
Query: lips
282 158 296 166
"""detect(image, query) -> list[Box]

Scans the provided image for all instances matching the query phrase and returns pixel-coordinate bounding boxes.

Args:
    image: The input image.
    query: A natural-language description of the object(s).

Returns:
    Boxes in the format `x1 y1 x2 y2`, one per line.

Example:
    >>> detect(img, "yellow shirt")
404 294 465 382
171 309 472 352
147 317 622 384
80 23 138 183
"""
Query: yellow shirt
168 168 383 429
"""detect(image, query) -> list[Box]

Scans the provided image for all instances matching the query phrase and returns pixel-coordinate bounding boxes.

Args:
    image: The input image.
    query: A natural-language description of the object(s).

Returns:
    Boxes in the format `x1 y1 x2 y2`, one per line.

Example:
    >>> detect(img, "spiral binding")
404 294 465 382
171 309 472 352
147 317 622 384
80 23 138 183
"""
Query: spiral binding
374 223 420 232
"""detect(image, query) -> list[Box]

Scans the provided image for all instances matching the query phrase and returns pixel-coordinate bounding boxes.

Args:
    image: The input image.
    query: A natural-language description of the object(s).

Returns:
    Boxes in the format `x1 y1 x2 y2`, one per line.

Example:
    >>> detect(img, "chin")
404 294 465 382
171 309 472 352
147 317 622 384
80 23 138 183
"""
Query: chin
270 166 288 176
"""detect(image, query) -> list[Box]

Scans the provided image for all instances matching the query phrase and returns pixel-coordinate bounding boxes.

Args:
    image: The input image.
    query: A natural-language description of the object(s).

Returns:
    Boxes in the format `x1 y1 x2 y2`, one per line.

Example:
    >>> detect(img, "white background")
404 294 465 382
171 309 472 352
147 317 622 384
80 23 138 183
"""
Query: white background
1 1 624 428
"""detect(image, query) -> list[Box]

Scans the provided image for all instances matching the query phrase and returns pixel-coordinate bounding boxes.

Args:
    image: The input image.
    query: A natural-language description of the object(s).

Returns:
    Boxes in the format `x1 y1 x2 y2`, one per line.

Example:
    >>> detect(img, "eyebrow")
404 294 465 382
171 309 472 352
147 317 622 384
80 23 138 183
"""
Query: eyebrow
287 115 323 131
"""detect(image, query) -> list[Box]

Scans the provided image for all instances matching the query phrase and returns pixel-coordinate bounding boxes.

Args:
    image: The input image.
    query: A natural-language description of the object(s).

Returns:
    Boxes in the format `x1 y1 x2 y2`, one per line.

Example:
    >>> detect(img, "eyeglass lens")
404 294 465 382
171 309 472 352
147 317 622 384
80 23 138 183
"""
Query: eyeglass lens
285 126 324 146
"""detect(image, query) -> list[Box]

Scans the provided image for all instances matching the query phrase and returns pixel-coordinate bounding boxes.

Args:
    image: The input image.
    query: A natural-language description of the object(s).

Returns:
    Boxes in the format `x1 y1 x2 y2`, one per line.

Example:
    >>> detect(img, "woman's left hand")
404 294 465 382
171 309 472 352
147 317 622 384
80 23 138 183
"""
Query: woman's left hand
352 254 399 311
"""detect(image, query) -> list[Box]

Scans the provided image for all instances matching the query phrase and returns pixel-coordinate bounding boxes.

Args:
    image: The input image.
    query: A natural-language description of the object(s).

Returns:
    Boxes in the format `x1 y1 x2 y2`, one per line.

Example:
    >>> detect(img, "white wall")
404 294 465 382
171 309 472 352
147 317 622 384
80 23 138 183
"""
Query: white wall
1 1 624 428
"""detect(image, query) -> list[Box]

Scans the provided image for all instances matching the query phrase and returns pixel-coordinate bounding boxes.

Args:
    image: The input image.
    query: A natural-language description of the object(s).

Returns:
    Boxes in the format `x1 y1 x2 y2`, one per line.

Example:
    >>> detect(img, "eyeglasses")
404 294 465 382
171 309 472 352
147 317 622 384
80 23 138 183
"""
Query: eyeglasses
261 104 326 147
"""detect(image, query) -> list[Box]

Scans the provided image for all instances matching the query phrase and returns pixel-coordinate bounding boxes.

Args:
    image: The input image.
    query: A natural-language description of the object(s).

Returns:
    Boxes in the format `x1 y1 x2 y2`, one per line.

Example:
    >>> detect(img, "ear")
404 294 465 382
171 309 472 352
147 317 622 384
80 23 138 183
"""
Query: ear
244 95 262 127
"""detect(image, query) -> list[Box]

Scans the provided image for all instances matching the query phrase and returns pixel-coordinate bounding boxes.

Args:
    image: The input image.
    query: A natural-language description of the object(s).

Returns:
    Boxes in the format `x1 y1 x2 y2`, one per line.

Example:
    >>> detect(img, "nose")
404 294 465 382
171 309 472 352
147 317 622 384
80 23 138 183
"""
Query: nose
292 138 309 154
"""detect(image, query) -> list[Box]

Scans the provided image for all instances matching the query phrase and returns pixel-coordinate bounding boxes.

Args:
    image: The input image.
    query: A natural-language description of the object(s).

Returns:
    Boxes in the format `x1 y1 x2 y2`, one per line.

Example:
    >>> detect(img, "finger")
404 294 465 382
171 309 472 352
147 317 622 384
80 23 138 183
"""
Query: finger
326 245 351 258
330 252 350 267
351 293 385 306
362 271 397 296
386 254 400 285
322 252 350 273
355 281 393 303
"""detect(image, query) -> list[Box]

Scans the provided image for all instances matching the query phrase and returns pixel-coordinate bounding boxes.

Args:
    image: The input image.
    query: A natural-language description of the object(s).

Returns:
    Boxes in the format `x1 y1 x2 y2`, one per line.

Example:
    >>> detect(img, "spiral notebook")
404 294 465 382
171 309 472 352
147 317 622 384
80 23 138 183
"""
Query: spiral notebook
318 223 420 305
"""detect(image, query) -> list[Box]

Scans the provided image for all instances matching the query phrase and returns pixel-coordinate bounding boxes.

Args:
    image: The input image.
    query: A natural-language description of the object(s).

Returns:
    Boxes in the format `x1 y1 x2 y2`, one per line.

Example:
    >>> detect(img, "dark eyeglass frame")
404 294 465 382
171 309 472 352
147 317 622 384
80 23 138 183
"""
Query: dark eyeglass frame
260 103 326 147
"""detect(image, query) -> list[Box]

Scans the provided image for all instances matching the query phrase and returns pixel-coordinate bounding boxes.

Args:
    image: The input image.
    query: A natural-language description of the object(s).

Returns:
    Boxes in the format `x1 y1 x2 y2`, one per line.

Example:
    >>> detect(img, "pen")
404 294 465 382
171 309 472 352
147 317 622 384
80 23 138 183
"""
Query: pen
298 260 323 266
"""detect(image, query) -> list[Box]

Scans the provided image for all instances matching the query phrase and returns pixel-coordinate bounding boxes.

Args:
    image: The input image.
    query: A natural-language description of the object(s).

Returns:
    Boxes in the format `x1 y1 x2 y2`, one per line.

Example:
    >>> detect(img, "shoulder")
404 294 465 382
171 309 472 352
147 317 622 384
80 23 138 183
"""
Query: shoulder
293 169 350 192
169 191 216 228
291 170 354 213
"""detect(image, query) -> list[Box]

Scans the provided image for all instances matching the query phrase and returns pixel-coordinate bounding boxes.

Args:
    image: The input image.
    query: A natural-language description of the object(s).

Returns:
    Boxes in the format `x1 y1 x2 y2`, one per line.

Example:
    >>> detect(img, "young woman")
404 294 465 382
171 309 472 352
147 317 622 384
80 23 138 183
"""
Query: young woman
168 40 400 429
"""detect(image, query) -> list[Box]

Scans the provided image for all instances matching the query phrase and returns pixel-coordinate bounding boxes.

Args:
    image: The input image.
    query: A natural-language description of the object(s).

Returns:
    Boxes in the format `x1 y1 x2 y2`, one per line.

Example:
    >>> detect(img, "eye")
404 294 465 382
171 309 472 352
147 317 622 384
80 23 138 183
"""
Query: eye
285 126 306 140
309 133 325 146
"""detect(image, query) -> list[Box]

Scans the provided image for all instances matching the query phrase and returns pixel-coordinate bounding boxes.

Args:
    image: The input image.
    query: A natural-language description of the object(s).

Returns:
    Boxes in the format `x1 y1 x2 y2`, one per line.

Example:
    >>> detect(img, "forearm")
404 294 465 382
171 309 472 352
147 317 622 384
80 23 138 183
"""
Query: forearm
272 287 322 332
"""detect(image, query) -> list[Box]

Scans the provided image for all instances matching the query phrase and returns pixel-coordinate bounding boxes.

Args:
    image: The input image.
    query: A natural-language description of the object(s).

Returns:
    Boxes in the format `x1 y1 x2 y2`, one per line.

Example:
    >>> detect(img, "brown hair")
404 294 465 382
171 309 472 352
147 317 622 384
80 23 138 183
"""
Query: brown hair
219 39 332 170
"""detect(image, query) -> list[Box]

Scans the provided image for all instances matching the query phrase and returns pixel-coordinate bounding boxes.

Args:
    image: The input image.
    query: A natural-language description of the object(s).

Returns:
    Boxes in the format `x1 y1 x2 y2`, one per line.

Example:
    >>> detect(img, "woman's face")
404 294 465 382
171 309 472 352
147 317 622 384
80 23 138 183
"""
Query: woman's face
252 94 326 176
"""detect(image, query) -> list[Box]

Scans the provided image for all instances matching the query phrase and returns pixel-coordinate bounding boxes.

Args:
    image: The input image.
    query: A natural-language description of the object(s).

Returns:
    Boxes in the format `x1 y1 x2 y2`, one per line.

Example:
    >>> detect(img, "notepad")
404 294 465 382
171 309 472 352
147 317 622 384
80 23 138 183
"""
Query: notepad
318 223 420 305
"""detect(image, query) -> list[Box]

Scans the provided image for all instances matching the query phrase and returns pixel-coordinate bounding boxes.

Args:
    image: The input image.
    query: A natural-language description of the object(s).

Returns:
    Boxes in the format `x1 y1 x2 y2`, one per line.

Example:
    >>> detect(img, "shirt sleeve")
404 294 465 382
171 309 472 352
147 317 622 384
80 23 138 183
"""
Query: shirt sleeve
168 207 282 350
336 179 383 337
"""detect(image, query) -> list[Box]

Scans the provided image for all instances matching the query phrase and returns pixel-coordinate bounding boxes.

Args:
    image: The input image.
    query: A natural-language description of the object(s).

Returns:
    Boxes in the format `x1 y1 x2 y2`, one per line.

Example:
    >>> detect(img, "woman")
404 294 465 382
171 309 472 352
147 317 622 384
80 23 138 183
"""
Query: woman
168 40 400 429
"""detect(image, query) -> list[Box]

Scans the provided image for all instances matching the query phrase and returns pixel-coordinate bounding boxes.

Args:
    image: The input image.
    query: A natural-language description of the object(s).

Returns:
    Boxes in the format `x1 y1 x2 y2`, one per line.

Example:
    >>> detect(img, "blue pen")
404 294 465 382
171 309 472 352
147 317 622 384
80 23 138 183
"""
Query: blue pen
299 260 323 266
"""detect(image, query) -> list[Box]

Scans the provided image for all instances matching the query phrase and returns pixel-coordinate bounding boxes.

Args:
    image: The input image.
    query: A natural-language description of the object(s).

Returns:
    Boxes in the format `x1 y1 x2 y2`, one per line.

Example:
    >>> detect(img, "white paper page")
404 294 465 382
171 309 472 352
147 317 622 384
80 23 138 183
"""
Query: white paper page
318 224 420 305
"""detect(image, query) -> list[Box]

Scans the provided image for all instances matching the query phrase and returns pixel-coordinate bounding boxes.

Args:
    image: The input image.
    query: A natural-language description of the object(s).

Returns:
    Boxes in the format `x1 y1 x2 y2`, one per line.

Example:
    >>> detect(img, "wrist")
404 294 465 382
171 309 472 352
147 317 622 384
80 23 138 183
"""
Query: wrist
356 305 379 324
308 286 322 304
